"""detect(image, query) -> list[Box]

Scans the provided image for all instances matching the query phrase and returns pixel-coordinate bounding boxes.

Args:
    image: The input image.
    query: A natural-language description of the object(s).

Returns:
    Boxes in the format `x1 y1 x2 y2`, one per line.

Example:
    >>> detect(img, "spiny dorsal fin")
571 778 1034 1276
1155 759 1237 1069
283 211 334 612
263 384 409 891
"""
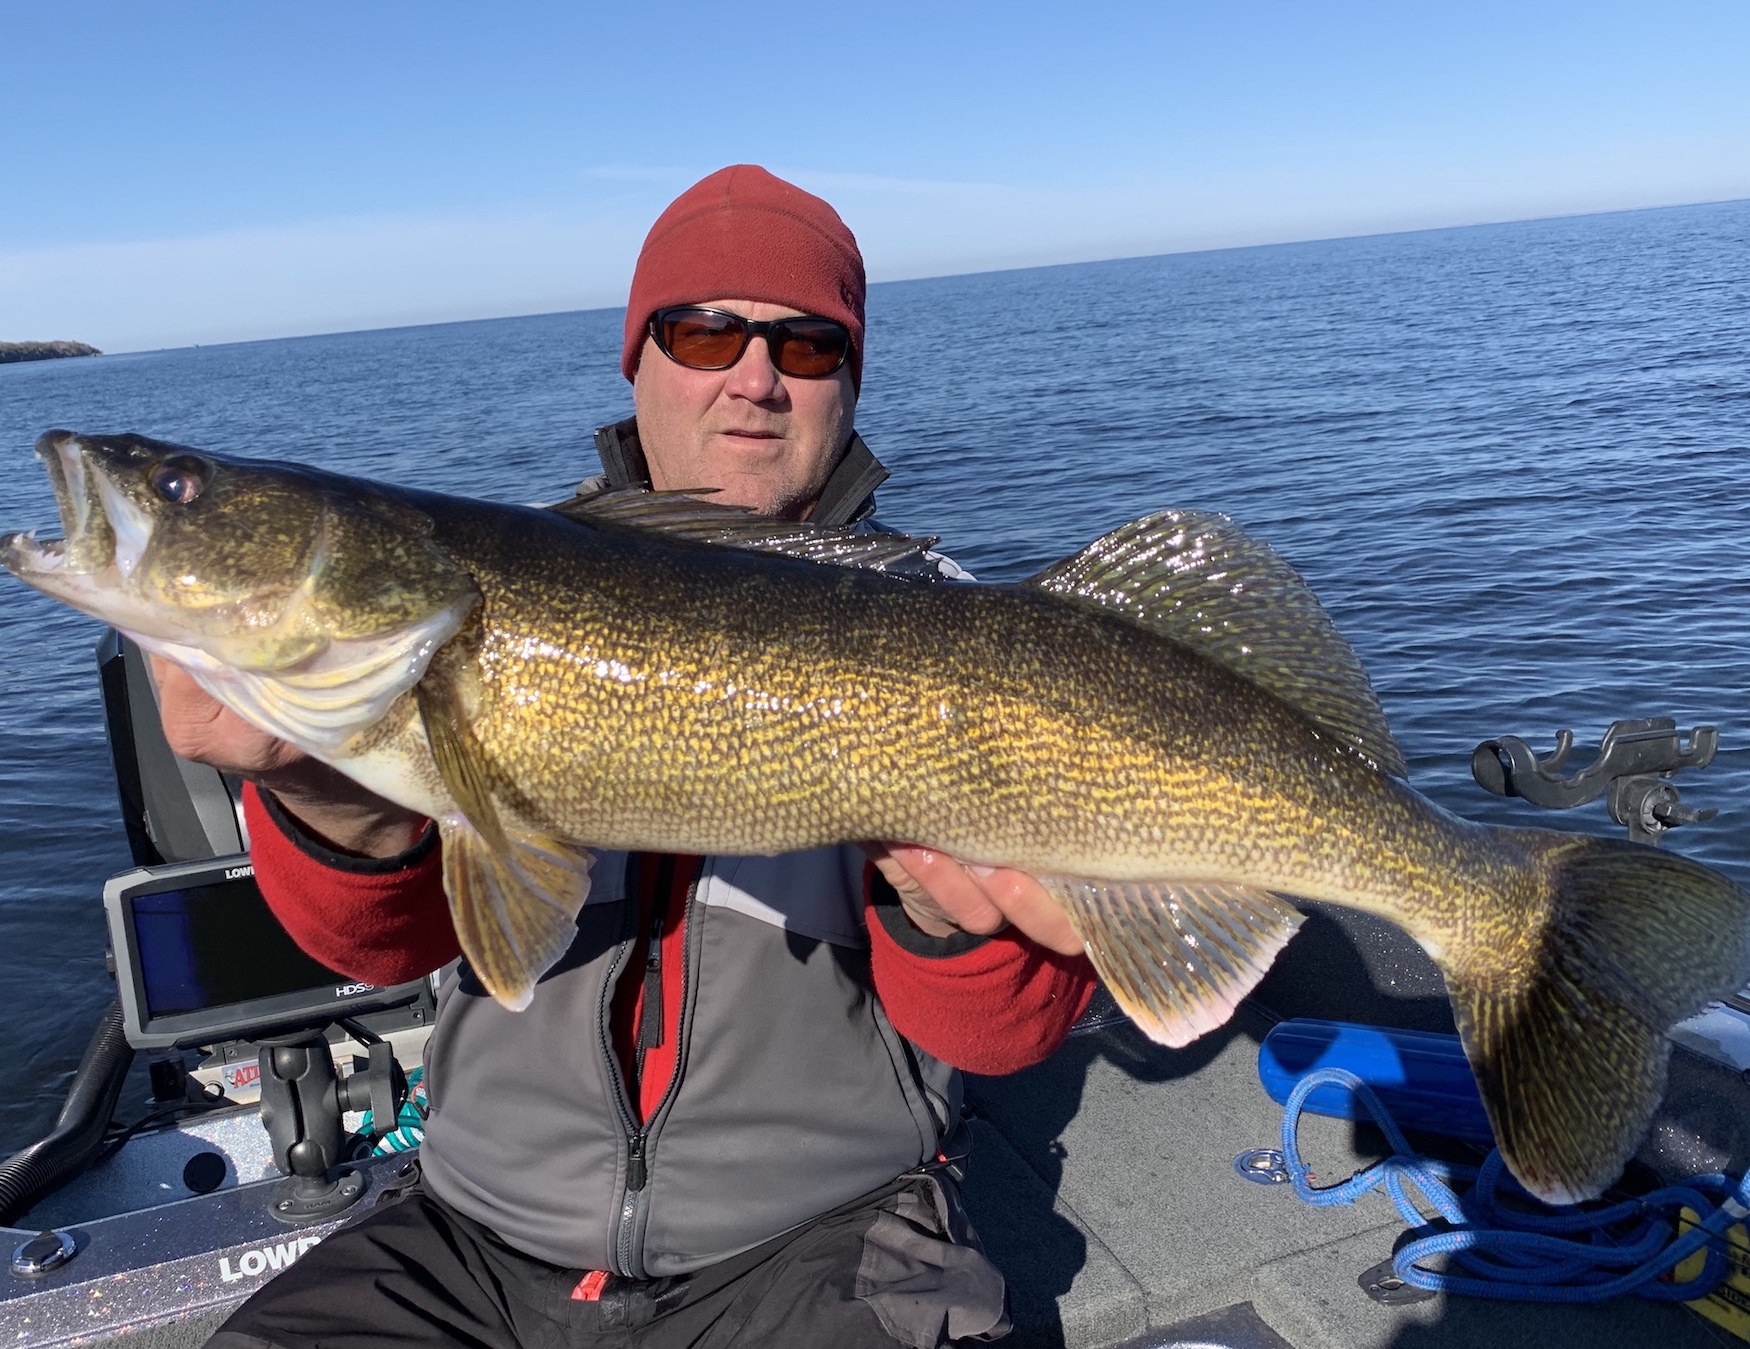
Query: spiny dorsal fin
547 486 946 580
1041 878 1305 1046
1027 509 1406 778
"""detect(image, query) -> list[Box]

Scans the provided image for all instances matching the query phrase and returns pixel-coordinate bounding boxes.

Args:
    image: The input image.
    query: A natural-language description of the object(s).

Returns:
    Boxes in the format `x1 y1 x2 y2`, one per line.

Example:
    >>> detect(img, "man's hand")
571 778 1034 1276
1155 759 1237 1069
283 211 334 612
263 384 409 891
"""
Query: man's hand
150 655 425 859
153 655 313 780
861 843 1084 957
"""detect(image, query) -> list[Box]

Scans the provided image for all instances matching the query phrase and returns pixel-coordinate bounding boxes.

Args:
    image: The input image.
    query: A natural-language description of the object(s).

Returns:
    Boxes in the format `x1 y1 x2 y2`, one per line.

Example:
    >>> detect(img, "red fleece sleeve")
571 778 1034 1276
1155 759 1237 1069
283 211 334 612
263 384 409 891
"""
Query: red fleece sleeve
866 878 1097 1075
242 781 459 986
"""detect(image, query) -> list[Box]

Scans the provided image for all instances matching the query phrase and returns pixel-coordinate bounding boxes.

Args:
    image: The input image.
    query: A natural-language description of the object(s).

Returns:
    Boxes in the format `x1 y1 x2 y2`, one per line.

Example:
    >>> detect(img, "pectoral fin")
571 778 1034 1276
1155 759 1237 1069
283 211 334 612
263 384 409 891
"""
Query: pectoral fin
416 671 590 1010
438 818 592 1011
1043 878 1304 1046
416 675 508 850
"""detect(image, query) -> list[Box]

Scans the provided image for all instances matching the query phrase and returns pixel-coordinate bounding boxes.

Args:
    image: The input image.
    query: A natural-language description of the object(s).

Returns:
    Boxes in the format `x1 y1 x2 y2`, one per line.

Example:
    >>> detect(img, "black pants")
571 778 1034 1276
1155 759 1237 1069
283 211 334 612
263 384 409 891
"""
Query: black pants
207 1170 1009 1349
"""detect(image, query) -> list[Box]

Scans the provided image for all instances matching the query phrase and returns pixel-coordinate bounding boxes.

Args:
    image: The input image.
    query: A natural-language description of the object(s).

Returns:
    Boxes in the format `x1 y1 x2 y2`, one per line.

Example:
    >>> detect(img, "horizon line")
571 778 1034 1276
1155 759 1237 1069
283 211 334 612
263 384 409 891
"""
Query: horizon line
28 192 1748 360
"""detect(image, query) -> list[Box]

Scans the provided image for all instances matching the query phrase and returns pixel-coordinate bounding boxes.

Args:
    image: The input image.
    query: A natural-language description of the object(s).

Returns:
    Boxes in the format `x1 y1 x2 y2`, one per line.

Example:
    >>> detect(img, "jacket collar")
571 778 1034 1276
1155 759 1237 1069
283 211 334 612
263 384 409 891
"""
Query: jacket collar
591 418 889 528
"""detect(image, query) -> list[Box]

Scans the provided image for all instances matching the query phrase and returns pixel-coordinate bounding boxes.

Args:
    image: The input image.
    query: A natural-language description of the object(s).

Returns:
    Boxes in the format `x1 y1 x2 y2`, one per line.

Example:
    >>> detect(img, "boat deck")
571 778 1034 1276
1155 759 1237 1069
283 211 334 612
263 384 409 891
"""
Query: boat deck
8 905 1746 1347
962 1001 1731 1347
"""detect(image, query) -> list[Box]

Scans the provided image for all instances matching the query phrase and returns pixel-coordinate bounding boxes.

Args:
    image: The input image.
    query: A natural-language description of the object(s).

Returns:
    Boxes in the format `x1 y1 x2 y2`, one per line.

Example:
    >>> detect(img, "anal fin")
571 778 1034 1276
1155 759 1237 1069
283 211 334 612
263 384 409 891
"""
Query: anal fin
1043 879 1304 1047
440 819 593 1011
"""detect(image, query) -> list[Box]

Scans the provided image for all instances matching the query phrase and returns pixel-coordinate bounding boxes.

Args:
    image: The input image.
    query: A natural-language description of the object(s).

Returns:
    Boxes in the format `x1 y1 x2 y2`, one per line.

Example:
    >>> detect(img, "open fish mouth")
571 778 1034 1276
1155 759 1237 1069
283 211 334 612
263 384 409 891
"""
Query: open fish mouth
1 430 138 582
1 432 74 570
6 432 170 593
1 430 172 639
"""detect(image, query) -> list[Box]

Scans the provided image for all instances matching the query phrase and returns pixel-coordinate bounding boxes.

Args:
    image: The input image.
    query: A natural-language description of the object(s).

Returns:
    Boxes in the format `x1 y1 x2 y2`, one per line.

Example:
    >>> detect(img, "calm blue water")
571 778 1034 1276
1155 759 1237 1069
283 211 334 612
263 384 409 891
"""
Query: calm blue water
2 200 1748 1153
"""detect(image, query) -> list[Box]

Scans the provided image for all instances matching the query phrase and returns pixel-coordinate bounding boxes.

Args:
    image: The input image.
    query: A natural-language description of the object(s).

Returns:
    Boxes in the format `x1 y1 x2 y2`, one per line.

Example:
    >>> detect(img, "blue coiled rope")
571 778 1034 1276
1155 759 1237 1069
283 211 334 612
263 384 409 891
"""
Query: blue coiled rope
1279 1066 1748 1302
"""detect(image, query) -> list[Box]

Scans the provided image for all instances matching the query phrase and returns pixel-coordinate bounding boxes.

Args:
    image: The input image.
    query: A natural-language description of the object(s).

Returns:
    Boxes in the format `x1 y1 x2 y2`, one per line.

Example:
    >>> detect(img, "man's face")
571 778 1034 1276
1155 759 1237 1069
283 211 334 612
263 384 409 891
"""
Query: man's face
632 298 857 520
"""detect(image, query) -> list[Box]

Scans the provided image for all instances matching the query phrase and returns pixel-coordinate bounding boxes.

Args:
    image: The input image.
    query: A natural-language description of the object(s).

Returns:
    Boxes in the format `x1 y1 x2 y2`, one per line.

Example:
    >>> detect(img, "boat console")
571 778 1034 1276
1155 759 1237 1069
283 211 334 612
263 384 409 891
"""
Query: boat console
3 634 1750 1348
1 634 435 1346
105 854 430 1055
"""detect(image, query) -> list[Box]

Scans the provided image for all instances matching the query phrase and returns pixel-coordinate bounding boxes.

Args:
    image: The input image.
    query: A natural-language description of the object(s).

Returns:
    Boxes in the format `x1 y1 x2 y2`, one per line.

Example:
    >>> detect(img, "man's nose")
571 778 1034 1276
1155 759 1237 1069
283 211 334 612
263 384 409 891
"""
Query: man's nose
725 336 784 400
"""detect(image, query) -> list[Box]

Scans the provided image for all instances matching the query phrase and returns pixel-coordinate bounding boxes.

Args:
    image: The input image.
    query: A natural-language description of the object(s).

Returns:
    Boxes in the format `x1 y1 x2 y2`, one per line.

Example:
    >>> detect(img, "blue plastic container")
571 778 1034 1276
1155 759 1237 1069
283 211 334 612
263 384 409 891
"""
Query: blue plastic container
1257 1018 1495 1145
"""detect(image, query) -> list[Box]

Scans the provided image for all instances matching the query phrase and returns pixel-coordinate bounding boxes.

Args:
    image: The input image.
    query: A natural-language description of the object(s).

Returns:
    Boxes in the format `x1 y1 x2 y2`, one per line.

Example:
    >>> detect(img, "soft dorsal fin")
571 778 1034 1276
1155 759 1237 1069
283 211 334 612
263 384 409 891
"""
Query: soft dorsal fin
547 486 946 580
1027 508 1406 777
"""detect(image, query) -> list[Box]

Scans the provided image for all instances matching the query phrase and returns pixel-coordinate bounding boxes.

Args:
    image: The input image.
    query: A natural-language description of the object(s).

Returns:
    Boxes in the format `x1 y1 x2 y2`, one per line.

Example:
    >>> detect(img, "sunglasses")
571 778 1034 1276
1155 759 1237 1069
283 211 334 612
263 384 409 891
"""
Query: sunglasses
648 306 852 378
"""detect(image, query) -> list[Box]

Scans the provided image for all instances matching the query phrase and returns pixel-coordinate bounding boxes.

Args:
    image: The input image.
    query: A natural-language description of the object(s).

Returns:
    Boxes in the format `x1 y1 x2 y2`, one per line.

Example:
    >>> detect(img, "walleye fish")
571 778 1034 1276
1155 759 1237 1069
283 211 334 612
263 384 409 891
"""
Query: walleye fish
6 430 1750 1205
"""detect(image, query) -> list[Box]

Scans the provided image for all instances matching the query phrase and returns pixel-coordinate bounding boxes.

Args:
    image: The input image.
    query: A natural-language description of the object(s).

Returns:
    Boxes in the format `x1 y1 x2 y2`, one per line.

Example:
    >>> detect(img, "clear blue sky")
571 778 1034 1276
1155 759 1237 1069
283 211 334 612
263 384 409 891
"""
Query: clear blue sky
4 2 1746 352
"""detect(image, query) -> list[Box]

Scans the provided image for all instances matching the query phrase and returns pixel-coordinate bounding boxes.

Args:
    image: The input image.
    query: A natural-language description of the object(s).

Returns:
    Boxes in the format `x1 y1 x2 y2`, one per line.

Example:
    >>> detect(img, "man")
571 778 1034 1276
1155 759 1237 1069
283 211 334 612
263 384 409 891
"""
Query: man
169 165 1097 1349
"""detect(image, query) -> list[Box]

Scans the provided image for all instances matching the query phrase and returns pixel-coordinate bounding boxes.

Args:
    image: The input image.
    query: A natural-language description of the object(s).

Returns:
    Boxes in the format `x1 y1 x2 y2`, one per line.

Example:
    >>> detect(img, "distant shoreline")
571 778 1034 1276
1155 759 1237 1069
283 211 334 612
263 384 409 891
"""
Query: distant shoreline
0 341 102 365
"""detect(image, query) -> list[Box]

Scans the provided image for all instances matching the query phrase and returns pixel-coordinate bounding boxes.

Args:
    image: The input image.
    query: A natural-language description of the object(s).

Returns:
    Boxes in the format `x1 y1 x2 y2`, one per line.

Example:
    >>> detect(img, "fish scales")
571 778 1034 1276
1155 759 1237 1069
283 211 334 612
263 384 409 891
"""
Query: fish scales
425 494 1455 903
403 493 1558 1043
6 429 1750 1208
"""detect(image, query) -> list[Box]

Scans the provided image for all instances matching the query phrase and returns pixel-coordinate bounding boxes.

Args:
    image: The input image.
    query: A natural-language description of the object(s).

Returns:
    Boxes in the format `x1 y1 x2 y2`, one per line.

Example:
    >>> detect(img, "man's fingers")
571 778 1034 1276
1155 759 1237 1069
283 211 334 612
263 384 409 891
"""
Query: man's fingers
862 843 1008 937
151 656 226 730
863 848 926 906
964 866 1086 957
865 844 1087 957
147 652 305 775
882 845 1009 935
144 653 423 858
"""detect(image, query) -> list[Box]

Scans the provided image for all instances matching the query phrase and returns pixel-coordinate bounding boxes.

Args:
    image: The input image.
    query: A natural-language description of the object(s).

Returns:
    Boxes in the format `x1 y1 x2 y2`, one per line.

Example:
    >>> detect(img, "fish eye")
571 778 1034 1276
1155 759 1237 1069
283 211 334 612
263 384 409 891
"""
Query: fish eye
149 456 208 506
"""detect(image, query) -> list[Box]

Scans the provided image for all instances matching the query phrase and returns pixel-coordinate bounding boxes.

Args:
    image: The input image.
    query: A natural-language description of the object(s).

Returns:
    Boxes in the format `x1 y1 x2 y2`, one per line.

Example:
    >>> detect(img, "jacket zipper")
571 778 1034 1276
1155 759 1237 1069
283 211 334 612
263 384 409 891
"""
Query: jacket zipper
613 858 701 1275
597 875 643 1273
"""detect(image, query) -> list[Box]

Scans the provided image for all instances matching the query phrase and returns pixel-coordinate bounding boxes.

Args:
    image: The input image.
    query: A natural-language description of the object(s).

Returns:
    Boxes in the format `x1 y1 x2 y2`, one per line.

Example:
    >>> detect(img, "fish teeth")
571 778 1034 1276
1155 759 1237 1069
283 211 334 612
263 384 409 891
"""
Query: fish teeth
0 530 67 573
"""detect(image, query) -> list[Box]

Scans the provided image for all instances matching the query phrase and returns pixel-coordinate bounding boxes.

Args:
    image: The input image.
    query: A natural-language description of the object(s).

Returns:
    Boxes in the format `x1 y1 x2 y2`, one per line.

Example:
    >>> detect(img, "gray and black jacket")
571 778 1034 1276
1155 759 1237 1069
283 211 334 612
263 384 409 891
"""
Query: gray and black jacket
419 846 967 1277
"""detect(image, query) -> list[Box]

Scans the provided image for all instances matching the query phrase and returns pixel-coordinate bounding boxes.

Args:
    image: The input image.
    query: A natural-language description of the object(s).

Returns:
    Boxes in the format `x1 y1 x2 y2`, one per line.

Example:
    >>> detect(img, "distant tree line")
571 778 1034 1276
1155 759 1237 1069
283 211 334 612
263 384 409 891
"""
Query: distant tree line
0 341 102 365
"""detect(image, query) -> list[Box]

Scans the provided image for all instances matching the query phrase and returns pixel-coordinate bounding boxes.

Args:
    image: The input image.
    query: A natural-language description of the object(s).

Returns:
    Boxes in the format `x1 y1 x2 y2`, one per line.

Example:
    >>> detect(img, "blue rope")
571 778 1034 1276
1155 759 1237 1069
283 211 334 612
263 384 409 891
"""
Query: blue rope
1278 1066 1746 1303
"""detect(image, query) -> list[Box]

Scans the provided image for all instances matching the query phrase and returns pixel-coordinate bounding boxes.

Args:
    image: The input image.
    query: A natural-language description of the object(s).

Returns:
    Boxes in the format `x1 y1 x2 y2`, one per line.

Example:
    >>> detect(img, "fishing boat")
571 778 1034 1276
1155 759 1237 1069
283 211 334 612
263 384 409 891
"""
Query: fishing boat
2 632 1746 1349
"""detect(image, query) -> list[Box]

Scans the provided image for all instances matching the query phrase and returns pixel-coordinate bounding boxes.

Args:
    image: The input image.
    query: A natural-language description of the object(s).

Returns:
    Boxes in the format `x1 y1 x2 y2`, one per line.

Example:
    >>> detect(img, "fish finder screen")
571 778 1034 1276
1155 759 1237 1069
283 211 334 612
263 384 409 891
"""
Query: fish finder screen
130 878 346 1017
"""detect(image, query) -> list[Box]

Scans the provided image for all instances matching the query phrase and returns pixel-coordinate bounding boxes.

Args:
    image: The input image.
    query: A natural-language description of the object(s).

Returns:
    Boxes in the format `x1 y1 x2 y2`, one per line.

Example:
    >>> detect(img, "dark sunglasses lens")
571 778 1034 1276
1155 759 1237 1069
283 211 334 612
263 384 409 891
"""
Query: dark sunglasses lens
769 319 850 377
658 310 748 369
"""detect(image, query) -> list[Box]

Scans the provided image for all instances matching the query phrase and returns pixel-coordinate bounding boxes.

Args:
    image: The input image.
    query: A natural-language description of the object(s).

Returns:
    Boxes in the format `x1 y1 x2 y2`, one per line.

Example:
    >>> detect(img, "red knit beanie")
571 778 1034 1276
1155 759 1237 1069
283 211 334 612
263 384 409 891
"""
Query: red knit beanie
622 165 866 388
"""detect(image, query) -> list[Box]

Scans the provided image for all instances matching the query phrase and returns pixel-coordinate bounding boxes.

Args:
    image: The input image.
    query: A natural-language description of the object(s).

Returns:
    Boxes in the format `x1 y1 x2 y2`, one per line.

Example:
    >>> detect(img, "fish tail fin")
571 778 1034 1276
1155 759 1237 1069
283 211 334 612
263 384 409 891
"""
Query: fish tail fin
1447 830 1750 1203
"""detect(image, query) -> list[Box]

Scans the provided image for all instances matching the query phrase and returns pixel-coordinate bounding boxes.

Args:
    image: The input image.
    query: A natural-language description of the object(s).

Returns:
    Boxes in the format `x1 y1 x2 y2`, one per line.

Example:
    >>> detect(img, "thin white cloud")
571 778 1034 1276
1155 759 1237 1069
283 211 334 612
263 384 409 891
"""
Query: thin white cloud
584 165 1006 197
0 210 647 352
840 145 1750 283
4 140 1745 353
